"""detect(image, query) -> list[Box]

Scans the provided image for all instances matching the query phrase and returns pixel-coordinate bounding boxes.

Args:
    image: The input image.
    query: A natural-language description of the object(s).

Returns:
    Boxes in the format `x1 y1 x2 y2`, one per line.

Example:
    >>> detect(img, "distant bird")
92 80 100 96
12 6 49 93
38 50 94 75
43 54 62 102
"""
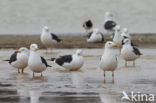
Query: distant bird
104 12 117 37
121 28 131 39
40 26 62 53
113 25 122 48
28 44 51 77
121 28 135 46
83 20 93 33
99 41 118 82
50 49 83 71
5 47 29 73
121 39 142 67
87 28 104 43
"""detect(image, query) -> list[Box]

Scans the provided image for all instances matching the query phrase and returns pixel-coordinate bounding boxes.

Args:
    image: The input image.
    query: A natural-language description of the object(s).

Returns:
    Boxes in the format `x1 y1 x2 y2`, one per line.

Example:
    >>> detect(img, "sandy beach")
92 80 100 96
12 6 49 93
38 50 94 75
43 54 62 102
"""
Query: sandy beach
0 34 156 49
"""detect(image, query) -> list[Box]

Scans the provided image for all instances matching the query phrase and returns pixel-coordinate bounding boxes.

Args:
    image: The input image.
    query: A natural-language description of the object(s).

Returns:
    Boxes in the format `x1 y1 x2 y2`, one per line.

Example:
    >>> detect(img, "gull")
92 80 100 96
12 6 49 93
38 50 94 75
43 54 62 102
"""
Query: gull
121 28 131 39
50 49 83 71
87 28 104 43
5 47 29 73
121 38 142 67
40 26 62 53
104 12 117 37
83 19 93 33
113 25 122 48
28 44 51 77
99 41 118 81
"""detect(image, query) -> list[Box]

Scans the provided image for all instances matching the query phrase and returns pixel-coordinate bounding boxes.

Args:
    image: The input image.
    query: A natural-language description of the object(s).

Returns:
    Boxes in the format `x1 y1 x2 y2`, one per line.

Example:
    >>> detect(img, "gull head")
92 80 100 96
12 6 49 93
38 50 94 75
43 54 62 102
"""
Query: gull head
19 47 29 54
123 28 128 34
105 12 113 18
93 28 99 35
76 49 83 56
114 25 120 32
42 26 49 32
105 41 118 49
122 38 131 45
30 44 39 51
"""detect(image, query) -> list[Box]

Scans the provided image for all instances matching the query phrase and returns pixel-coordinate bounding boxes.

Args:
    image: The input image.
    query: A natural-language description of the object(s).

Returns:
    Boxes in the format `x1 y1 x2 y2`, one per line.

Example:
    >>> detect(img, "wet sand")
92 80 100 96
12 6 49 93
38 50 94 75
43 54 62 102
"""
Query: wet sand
0 34 156 49
0 48 156 103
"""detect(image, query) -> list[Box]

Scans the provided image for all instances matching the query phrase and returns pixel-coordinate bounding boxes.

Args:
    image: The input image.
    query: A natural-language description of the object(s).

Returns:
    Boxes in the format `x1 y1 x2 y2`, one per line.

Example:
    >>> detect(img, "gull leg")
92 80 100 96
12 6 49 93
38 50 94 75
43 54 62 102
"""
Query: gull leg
18 69 20 73
33 72 35 78
133 61 135 67
125 61 127 67
21 69 24 74
104 71 106 78
112 71 114 80
40 73 43 77
104 71 106 83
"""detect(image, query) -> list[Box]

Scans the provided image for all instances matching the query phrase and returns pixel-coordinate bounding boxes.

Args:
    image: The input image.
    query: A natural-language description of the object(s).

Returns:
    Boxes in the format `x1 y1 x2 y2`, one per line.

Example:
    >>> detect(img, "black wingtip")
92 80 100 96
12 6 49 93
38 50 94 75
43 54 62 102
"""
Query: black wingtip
47 65 52 67
57 39 62 42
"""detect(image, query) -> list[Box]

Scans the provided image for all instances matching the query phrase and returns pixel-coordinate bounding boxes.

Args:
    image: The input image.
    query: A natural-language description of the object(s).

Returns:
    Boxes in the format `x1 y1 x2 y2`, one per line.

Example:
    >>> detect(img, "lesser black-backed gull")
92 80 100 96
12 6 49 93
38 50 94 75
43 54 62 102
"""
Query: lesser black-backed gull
99 41 118 82
28 44 51 77
50 49 83 71
121 39 142 67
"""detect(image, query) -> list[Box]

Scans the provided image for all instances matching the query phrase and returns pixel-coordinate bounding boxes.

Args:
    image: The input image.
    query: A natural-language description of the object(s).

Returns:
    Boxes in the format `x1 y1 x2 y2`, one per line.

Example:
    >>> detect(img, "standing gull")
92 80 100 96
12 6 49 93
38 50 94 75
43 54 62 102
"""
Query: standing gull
40 26 62 53
87 28 104 43
5 47 29 73
50 49 83 71
104 12 117 37
99 41 118 82
113 25 122 48
121 39 142 67
28 44 51 77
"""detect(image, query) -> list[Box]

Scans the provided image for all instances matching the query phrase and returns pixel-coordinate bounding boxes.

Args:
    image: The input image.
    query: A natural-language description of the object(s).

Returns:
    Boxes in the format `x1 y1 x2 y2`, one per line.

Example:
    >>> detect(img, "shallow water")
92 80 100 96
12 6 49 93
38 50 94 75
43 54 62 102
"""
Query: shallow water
0 48 156 103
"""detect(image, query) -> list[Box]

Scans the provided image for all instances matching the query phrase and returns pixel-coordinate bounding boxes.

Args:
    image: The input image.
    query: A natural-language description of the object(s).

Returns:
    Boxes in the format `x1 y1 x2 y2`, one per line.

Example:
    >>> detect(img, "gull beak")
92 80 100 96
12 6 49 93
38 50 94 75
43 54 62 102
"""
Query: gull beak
35 48 39 51
112 44 118 48
46 29 49 32
15 50 21 53
117 28 120 32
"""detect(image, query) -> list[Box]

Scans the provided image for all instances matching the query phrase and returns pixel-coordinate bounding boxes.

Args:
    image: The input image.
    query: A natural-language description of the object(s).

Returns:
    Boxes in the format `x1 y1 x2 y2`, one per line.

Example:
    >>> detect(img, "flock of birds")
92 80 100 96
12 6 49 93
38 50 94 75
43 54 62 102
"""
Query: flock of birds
5 12 142 81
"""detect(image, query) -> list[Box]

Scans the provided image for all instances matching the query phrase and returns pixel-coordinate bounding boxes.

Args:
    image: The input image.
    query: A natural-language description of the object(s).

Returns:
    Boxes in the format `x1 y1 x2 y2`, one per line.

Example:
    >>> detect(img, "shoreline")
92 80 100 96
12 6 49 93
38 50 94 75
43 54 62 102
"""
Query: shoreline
0 34 155 49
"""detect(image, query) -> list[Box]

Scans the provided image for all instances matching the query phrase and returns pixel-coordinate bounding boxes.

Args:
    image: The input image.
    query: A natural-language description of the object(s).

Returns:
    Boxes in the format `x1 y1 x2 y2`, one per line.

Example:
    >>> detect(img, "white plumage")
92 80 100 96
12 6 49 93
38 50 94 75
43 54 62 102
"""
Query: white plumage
104 12 113 23
41 26 56 46
121 28 131 40
87 28 104 43
51 49 84 71
40 26 61 54
8 47 29 73
113 25 122 47
28 44 50 77
121 39 142 66
99 41 118 81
